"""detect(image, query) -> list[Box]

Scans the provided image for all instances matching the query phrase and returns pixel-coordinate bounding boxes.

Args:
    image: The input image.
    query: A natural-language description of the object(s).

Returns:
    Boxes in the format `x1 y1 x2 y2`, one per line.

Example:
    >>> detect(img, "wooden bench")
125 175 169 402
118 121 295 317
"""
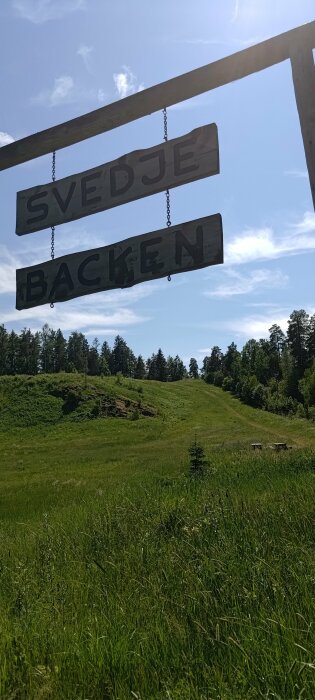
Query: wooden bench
251 443 262 450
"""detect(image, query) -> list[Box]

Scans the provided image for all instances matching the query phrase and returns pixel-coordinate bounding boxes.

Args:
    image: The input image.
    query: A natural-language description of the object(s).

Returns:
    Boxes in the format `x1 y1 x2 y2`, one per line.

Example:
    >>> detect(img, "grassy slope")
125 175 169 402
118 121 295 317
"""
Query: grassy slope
0 376 315 698
1 374 315 523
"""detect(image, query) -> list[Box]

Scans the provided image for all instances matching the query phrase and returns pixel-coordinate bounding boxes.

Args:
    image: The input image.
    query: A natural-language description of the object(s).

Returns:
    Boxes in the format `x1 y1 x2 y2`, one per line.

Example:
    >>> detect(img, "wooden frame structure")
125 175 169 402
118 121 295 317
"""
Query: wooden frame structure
0 21 314 208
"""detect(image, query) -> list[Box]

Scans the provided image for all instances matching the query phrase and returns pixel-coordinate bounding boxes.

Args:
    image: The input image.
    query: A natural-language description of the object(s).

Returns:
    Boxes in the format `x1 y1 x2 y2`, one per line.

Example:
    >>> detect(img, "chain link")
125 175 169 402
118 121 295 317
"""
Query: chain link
50 151 56 308
163 108 172 281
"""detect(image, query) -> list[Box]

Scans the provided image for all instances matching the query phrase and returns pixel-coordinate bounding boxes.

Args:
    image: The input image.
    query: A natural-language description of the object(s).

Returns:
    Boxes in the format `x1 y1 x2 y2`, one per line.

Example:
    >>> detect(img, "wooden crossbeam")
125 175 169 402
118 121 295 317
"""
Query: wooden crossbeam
290 47 315 210
1 21 315 171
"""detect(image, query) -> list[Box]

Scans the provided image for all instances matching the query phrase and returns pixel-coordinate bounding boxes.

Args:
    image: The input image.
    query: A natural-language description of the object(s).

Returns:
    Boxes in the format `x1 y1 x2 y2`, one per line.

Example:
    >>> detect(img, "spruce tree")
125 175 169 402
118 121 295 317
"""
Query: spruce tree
134 355 146 379
188 438 208 476
189 357 199 379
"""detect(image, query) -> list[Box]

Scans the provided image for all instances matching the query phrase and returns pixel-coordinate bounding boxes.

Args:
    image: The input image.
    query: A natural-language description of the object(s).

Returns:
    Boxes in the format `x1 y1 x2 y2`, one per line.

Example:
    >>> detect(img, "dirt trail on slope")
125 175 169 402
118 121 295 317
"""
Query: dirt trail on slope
199 385 312 448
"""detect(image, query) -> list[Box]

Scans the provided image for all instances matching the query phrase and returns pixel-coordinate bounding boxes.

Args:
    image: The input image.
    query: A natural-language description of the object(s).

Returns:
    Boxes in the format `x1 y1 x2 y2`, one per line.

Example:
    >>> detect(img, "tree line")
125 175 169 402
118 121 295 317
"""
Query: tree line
202 310 315 418
2 309 315 418
0 324 198 382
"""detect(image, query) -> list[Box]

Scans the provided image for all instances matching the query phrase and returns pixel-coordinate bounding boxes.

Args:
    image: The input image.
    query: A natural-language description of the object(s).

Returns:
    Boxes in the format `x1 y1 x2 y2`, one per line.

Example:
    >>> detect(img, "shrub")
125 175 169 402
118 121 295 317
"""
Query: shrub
222 376 234 392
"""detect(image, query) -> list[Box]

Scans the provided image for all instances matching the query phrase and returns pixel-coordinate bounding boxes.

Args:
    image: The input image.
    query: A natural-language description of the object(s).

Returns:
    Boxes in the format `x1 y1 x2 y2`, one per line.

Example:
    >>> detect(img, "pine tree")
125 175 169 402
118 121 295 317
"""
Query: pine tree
166 356 175 381
17 329 39 375
134 355 146 379
88 338 100 375
269 324 286 355
204 346 223 383
172 355 186 381
67 331 89 373
287 310 310 376
54 329 67 372
6 331 19 375
40 324 56 373
241 339 258 375
110 335 135 376
307 314 315 363
155 348 167 381
100 340 111 375
0 325 8 375
189 357 199 379
269 324 286 379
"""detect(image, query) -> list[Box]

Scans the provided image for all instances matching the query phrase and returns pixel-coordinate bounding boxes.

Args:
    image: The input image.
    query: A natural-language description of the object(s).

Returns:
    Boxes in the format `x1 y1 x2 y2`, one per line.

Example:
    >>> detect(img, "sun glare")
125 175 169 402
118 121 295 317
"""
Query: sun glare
232 0 314 35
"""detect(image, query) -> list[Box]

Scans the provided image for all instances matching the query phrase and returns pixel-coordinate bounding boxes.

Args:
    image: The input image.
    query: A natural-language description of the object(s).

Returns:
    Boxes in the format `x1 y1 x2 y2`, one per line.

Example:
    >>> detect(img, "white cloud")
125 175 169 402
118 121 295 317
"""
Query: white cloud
77 44 93 70
32 75 106 107
0 131 15 147
290 211 315 234
82 328 120 337
3 304 149 333
232 0 240 22
226 227 275 264
0 247 19 294
180 38 230 46
176 35 265 48
97 88 107 103
49 76 74 105
224 314 289 340
205 268 288 298
33 75 75 107
13 0 86 24
225 212 315 265
284 169 308 179
113 66 144 99
198 347 212 355
245 302 282 309
18 228 108 260
214 305 315 341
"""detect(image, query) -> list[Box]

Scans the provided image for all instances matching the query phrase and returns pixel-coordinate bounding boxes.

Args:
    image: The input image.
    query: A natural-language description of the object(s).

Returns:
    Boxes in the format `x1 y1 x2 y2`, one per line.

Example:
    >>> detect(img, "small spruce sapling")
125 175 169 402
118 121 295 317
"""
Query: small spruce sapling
188 437 208 477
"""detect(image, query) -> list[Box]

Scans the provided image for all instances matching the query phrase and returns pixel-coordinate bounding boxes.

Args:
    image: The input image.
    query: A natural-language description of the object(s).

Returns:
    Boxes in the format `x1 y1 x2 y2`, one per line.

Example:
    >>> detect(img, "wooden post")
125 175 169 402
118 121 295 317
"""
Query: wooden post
290 46 315 209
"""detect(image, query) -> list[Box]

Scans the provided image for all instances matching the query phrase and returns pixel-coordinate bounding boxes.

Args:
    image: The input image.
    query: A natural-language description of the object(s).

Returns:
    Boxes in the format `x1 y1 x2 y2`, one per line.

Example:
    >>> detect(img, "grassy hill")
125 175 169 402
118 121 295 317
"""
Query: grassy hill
1 375 315 698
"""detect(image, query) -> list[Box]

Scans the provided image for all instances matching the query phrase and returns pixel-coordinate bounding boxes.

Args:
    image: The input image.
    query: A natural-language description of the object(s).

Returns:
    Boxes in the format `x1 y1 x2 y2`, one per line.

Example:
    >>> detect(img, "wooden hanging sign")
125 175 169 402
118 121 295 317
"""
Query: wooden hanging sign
16 214 223 310
16 124 219 235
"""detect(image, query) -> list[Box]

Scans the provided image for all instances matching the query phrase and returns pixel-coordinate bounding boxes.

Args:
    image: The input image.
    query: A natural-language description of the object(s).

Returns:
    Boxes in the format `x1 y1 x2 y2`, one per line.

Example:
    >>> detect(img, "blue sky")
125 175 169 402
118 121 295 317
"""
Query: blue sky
0 0 315 365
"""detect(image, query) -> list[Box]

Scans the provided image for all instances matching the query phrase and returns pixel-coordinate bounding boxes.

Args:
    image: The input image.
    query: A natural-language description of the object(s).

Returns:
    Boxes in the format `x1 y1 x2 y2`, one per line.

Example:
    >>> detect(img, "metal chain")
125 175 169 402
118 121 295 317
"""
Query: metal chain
50 151 56 308
163 108 171 281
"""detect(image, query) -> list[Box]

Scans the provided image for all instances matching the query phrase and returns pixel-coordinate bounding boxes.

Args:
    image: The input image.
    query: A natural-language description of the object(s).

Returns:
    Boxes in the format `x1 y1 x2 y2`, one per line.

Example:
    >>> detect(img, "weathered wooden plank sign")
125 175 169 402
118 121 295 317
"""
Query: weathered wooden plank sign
16 124 219 235
16 214 223 310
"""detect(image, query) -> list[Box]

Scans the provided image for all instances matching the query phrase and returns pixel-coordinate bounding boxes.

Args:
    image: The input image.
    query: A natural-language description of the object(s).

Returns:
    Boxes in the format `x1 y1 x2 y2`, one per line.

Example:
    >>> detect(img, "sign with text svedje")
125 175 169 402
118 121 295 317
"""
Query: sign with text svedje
16 215 223 310
16 124 219 235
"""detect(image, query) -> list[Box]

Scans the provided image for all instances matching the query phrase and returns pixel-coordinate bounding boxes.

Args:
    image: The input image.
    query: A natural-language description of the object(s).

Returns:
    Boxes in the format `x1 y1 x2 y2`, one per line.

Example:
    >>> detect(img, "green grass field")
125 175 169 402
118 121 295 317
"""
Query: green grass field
1 375 315 699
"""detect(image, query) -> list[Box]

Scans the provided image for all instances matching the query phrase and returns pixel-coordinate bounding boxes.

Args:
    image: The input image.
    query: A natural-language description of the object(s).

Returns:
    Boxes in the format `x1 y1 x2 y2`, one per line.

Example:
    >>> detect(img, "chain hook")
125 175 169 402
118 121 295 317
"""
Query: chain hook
163 108 172 282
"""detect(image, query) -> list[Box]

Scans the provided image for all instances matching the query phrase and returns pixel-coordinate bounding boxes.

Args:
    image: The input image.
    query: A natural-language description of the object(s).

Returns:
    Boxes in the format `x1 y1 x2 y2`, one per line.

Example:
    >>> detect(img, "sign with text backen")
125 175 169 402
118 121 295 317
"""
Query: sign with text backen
16 215 223 310
16 124 219 235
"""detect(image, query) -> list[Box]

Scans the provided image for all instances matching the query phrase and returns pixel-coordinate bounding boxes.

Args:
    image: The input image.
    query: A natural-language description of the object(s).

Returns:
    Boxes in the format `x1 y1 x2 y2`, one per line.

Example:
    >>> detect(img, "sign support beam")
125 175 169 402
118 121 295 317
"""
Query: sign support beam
0 21 314 171
290 46 315 210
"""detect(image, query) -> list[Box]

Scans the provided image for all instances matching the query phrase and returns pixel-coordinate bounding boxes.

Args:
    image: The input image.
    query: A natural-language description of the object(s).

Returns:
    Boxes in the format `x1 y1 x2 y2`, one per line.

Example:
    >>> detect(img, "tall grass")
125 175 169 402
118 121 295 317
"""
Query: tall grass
1 450 315 698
